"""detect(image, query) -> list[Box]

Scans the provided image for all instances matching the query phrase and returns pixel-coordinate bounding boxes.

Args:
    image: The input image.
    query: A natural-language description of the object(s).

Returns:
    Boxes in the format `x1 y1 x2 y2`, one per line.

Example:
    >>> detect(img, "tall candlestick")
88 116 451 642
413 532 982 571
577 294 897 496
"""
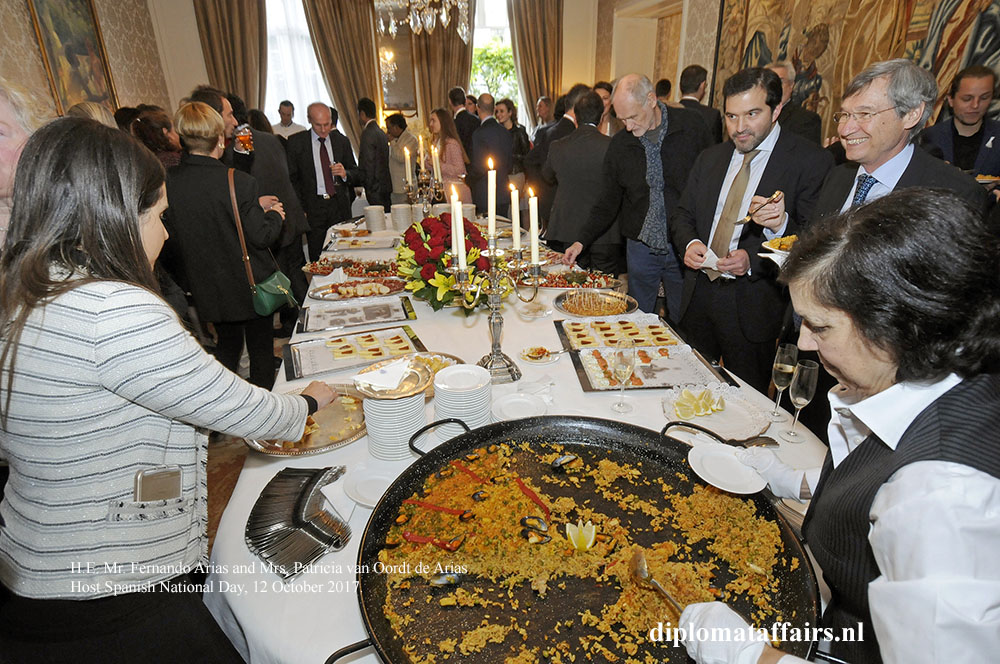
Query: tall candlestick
487 156 496 237
404 147 412 186
432 146 442 181
509 184 520 251
456 193 467 272
528 187 539 265
419 135 425 171
450 185 460 258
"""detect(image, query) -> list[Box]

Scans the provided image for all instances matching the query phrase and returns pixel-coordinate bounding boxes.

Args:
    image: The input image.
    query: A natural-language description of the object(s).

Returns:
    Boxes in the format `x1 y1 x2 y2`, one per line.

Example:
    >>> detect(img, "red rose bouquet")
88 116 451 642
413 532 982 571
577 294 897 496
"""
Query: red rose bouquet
396 214 499 310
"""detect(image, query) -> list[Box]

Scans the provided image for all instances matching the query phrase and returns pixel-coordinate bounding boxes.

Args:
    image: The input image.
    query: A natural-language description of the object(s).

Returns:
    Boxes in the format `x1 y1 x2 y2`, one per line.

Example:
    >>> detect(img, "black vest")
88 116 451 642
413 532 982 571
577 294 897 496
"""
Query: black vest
802 374 1000 663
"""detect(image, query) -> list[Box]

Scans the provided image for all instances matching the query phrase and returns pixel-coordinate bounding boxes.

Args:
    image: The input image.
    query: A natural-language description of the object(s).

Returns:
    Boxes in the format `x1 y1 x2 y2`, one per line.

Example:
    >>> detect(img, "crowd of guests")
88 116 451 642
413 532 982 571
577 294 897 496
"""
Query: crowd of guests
1 54 999 663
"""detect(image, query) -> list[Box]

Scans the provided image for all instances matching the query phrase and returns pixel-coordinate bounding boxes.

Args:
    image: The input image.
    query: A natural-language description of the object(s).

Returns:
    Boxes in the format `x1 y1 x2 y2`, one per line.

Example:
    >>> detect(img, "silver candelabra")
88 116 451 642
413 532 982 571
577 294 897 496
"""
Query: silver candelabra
449 233 544 383
403 168 444 219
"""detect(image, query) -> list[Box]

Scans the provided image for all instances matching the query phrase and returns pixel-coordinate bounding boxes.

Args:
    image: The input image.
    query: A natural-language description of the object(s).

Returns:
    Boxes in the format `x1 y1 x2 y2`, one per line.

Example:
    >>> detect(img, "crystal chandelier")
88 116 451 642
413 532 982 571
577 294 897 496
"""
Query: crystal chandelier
379 48 398 94
375 0 471 43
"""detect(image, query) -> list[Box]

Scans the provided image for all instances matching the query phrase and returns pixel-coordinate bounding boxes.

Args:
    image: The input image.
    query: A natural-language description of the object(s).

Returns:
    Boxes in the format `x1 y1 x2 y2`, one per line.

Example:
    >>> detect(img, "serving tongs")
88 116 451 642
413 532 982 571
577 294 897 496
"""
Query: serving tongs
661 420 778 448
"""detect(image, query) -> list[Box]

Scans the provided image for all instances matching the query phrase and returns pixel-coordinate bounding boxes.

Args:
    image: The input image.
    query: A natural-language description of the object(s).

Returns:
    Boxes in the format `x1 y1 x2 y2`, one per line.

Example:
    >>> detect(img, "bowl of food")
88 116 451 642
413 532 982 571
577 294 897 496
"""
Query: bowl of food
761 234 798 256
553 289 637 317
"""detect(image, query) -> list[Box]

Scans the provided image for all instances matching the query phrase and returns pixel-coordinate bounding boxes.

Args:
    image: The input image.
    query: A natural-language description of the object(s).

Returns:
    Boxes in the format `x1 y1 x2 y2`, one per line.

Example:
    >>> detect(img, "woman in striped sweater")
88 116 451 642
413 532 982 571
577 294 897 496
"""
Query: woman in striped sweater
0 118 333 662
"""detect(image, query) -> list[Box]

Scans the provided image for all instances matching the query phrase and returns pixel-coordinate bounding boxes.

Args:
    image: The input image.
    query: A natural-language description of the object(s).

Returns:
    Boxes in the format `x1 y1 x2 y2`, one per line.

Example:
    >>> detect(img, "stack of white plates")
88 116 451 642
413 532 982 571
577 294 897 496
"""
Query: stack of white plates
363 392 426 460
433 365 492 441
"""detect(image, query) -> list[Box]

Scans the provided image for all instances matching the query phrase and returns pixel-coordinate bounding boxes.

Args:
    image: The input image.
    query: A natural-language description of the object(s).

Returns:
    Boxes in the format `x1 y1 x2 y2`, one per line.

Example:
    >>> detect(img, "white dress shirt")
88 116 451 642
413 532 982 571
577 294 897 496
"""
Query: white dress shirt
310 129 335 196
839 143 914 212
778 374 1000 663
271 121 306 138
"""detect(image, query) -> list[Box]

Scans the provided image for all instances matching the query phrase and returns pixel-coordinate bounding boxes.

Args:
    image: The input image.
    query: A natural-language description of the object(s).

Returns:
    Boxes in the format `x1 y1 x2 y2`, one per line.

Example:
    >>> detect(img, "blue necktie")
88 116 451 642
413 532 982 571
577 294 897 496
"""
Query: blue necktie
852 174 878 206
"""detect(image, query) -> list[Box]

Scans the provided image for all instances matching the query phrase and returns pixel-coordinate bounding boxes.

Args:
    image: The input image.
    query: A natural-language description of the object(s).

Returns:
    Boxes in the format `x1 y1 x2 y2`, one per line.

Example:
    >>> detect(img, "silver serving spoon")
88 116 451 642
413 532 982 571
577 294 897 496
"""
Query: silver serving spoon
630 550 683 615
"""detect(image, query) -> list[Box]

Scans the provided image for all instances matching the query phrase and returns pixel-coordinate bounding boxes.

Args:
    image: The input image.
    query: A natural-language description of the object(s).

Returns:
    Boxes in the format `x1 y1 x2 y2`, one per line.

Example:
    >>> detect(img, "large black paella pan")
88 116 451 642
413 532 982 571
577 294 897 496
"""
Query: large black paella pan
337 416 818 663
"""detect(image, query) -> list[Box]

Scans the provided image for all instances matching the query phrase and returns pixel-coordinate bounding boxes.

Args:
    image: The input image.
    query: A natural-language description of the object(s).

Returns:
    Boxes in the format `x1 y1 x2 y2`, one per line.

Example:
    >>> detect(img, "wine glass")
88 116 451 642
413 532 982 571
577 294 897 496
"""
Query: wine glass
768 344 799 422
610 339 636 413
780 360 819 443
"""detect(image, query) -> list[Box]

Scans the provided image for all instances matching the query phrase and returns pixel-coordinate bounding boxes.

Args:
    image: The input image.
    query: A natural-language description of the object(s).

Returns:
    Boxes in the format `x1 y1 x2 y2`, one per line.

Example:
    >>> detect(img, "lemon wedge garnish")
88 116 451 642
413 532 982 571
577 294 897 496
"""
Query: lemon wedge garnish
565 520 597 551
712 395 725 412
674 400 696 420
680 388 697 402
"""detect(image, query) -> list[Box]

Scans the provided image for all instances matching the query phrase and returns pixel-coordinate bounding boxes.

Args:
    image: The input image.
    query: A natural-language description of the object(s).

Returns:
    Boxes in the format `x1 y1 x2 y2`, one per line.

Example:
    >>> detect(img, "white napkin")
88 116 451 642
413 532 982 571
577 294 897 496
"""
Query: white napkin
327 267 347 282
320 480 357 521
759 252 787 268
352 357 409 390
701 248 735 279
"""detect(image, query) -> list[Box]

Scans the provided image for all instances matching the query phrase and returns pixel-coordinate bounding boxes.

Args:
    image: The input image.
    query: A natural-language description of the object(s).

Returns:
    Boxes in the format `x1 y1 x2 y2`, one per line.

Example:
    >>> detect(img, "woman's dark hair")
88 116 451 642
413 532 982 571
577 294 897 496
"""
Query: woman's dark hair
779 188 1000 381
248 109 273 134
496 98 518 125
0 118 165 423
430 107 470 164
131 105 175 153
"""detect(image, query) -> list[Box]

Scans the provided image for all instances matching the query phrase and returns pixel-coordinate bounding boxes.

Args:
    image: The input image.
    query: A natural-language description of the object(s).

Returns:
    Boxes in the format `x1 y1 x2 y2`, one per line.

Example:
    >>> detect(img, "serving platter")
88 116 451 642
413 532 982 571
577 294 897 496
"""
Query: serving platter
282 325 426 380
308 278 407 302
245 385 365 456
296 296 416 334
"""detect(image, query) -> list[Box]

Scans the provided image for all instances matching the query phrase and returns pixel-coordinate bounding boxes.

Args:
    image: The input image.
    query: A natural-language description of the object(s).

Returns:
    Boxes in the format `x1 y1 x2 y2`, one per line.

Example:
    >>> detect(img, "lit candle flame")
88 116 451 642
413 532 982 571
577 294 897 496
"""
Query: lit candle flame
509 183 516 192
488 157 494 169
528 187 535 197
451 185 458 199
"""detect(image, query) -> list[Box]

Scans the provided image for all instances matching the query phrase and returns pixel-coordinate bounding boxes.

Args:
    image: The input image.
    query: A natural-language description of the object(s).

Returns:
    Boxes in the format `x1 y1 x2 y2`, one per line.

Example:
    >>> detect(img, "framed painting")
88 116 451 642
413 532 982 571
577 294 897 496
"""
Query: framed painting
26 0 118 115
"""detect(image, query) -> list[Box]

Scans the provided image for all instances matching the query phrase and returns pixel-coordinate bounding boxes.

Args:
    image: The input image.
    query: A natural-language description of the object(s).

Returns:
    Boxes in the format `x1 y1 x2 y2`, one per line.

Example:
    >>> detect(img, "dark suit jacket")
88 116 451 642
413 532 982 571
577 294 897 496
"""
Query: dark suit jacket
524 116 576 218
223 129 308 246
285 129 360 228
359 120 392 210
577 105 713 248
163 154 282 322
454 109 480 162
680 98 723 143
777 103 822 145
542 125 618 245
468 117 513 212
670 129 834 341
813 144 990 219
920 118 1000 176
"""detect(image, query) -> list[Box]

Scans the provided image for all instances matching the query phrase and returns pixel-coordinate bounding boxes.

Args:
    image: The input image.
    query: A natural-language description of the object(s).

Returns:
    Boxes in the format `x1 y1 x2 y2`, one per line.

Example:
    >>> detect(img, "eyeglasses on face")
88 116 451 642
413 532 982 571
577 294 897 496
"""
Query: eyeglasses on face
832 107 897 124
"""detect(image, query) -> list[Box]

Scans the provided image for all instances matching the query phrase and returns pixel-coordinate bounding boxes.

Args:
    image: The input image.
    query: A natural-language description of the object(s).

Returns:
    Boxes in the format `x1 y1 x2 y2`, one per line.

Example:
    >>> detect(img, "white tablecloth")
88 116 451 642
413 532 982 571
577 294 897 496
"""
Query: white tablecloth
204 234 828 664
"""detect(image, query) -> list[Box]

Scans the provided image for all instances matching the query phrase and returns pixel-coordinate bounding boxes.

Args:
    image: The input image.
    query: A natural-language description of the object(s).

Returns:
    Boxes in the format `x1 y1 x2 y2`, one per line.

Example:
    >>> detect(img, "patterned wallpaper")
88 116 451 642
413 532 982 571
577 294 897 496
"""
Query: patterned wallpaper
682 0 723 105
94 0 170 109
654 13 682 87
0 0 169 115
595 0 620 82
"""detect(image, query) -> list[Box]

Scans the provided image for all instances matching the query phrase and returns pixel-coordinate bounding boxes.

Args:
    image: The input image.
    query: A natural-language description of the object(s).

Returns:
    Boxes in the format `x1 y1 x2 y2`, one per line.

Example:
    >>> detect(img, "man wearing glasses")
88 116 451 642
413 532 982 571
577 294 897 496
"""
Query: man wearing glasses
813 59 986 216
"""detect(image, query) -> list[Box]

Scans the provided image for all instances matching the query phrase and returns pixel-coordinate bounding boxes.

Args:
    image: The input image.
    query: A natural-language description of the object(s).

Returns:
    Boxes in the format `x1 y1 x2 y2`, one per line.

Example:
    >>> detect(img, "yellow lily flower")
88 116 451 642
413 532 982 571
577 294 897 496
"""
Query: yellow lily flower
428 271 455 300
405 278 425 292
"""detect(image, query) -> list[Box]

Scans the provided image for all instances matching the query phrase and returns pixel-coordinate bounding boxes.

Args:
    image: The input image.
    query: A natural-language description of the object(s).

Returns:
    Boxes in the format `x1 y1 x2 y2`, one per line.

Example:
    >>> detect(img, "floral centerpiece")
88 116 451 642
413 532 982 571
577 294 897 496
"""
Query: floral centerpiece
397 214 506 310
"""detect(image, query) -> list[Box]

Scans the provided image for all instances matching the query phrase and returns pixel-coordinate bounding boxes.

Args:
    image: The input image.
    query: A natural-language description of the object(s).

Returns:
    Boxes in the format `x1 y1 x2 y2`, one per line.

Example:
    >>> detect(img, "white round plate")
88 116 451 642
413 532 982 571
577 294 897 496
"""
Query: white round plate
760 239 791 257
434 365 491 391
344 467 397 507
688 443 767 494
492 393 547 421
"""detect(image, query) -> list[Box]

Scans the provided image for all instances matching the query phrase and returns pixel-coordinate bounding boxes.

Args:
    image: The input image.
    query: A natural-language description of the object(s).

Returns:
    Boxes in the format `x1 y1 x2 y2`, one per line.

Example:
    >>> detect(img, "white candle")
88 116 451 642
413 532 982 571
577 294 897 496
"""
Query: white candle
487 157 496 237
404 147 412 186
455 188 467 271
509 184 520 251
419 135 425 172
450 185 460 258
528 187 539 265
432 145 442 181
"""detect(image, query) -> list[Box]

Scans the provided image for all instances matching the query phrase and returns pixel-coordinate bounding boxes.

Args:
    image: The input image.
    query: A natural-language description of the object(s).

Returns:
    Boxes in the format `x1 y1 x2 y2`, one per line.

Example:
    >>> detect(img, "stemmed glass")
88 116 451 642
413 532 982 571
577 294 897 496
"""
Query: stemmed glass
768 344 799 422
780 360 819 442
610 339 636 414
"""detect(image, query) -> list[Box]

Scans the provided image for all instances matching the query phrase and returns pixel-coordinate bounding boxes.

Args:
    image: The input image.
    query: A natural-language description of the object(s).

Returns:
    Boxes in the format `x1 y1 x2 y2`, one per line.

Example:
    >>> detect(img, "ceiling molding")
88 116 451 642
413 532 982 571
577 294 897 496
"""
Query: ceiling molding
615 0 683 19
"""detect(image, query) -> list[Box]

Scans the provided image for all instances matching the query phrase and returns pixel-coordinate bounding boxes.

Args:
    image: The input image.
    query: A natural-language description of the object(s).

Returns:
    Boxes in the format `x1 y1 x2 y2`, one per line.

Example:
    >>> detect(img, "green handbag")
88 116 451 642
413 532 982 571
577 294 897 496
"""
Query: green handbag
228 169 298 316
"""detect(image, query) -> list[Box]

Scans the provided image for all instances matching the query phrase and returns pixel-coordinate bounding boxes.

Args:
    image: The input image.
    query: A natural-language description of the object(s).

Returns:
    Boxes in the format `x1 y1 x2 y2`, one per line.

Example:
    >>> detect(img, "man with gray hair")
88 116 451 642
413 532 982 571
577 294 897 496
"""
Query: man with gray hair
813 58 986 217
765 61 822 144
563 74 712 320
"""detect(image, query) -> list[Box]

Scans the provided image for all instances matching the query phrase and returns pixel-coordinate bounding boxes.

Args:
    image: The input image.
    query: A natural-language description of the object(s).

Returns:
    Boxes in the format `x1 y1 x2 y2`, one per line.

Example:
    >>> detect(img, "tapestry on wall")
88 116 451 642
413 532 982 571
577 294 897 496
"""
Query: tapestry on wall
714 0 1000 138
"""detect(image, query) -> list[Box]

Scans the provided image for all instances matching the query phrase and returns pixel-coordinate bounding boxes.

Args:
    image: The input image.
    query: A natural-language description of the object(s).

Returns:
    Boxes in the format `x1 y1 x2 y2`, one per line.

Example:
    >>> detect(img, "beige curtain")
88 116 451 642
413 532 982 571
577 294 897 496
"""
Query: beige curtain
192 0 268 109
507 0 562 132
302 0 380 152
411 0 477 124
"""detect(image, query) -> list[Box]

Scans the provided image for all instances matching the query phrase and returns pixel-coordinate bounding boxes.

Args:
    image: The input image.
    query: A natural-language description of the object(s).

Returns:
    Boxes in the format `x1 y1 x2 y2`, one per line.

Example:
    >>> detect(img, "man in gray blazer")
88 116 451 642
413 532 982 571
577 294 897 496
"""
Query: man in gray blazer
357 97 392 211
542 91 622 275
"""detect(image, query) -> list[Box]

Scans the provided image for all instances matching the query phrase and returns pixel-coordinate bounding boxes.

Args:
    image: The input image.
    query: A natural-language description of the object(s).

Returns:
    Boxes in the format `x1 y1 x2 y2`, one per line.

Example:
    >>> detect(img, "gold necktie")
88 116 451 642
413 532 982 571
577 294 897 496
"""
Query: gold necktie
707 149 759 281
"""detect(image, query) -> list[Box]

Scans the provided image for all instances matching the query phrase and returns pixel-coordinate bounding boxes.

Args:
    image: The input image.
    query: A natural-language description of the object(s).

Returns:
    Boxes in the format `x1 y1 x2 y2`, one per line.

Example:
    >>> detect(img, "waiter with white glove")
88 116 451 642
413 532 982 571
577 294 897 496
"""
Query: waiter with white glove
679 189 1000 664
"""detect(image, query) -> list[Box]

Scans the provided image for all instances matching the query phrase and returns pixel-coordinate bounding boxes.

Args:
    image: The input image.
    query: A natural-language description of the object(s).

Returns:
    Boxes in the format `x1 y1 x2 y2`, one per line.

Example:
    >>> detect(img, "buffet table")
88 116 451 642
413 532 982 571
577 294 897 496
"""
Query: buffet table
204 230 828 664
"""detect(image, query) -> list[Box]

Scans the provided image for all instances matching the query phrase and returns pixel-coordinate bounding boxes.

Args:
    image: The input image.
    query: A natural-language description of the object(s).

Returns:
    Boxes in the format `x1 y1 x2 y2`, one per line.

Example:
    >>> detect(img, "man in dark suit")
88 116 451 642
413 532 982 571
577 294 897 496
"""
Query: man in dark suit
524 84 591 223
766 61 822 145
679 64 723 143
920 65 1000 176
467 93 513 217
541 91 622 275
563 74 713 321
286 102 361 261
449 87 479 162
671 68 833 393
813 59 988 218
357 97 392 211
797 59 988 440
